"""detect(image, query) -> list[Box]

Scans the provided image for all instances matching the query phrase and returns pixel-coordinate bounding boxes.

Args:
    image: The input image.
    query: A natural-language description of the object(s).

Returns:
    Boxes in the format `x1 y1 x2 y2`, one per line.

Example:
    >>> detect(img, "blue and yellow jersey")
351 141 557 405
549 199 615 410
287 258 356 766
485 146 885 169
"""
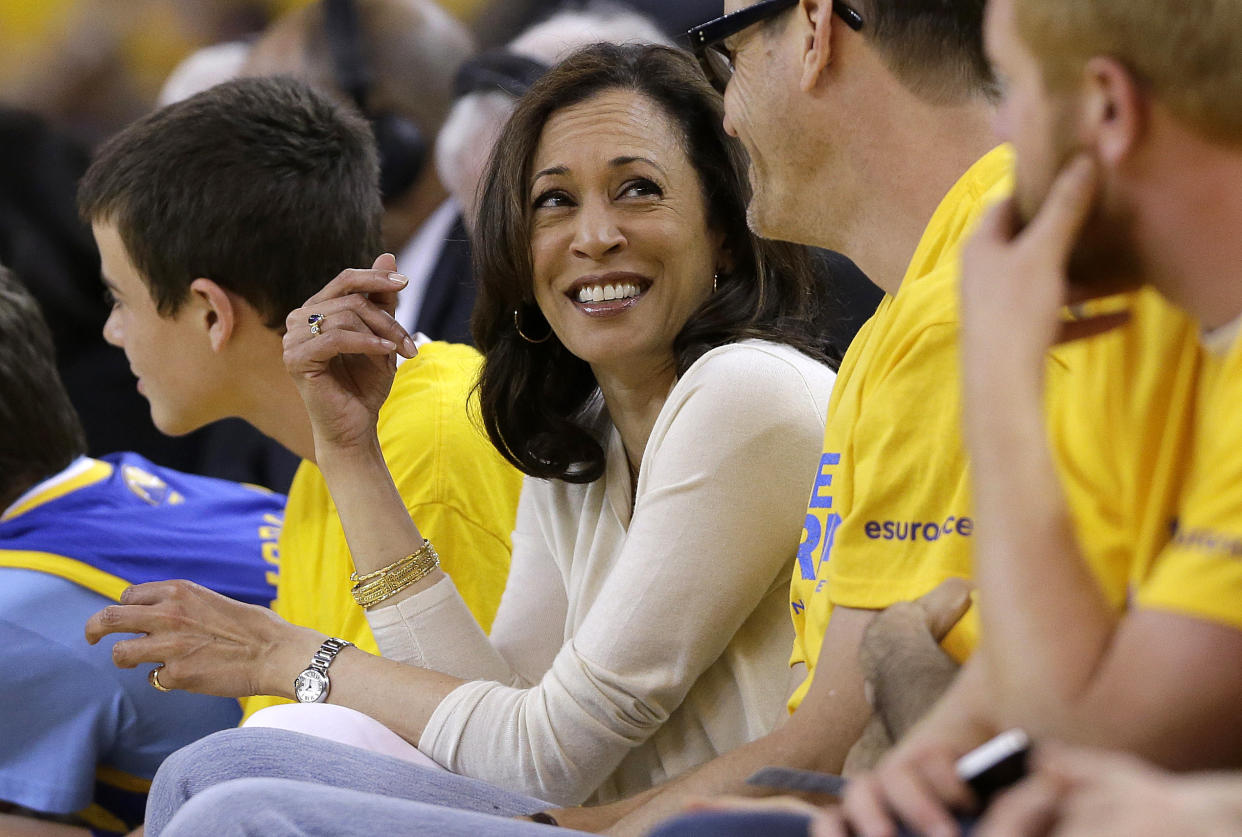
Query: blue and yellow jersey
0 452 282 605
0 454 285 833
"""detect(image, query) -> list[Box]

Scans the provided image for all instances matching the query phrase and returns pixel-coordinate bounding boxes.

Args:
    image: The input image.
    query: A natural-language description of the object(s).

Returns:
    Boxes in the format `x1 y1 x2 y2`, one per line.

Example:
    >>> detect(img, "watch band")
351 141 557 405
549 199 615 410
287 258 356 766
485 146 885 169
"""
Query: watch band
310 636 352 674
294 637 353 703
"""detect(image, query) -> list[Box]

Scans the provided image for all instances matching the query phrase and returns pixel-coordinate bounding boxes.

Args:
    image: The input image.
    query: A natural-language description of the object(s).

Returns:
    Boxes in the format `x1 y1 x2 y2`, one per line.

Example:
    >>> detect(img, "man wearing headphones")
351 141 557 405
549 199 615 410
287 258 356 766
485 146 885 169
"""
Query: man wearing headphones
244 0 478 344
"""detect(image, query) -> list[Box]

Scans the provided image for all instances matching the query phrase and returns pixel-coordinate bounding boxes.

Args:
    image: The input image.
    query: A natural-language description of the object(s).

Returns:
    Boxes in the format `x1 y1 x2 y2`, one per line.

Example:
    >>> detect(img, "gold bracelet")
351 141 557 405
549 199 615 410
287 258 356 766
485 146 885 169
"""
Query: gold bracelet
350 539 435 584
350 540 440 608
351 543 439 608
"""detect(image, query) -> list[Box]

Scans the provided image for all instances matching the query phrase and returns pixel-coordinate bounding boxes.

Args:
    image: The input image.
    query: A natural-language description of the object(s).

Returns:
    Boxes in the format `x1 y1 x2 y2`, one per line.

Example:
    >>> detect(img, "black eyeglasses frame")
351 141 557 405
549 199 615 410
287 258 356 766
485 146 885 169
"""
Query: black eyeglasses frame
685 0 864 92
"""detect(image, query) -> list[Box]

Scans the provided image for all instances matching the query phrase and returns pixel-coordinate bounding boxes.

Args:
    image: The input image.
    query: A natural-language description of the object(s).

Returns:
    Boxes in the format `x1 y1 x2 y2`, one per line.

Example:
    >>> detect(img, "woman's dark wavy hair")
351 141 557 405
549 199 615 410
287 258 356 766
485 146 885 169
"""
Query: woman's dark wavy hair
472 42 826 484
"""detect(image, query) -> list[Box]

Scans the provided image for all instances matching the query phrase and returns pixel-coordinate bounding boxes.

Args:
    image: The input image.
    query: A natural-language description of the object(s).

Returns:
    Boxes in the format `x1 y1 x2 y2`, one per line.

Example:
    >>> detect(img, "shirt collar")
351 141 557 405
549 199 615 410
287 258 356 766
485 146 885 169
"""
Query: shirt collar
1202 312 1242 357
3 456 93 519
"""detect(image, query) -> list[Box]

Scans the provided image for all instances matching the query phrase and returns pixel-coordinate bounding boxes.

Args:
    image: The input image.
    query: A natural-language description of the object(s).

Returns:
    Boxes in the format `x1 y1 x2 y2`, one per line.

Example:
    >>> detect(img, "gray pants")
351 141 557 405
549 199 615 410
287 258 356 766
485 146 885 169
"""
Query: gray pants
148 727 589 836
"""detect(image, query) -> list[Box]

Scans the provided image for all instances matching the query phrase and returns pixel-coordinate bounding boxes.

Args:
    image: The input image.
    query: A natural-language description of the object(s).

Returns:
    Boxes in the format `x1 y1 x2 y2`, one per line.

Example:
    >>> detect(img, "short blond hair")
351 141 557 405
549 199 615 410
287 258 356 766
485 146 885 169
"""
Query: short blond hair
1015 0 1242 142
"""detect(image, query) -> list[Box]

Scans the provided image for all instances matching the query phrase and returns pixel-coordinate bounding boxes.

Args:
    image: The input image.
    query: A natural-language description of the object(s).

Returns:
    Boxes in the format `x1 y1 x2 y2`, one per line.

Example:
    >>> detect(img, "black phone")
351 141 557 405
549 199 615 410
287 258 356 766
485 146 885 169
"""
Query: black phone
955 728 1032 807
743 729 1032 837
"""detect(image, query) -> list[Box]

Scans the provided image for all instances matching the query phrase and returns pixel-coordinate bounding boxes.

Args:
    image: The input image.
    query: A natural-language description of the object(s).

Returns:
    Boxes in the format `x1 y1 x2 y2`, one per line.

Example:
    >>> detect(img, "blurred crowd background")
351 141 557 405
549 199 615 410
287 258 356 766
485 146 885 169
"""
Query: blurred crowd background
0 0 724 146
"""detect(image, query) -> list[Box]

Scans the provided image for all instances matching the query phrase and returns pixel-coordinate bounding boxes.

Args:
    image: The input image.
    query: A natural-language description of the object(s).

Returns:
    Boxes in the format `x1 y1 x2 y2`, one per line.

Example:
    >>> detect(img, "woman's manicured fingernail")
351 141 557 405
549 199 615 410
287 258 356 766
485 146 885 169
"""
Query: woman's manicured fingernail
388 272 408 286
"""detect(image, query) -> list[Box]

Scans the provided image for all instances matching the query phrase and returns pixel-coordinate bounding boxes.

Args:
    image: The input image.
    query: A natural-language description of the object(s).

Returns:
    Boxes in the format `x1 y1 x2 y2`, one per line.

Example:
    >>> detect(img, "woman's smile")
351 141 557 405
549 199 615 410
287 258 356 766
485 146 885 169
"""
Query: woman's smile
567 271 652 317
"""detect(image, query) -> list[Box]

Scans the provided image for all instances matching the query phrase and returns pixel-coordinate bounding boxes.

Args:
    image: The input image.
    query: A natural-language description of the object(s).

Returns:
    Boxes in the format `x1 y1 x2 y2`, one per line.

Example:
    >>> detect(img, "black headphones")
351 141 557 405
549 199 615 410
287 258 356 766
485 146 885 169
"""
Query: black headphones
452 50 550 100
323 0 426 202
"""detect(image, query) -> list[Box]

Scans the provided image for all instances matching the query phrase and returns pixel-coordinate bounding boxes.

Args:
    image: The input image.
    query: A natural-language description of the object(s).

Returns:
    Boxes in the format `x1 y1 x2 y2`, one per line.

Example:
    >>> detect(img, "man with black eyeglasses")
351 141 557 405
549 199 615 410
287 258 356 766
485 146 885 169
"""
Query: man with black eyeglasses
541 2 1012 833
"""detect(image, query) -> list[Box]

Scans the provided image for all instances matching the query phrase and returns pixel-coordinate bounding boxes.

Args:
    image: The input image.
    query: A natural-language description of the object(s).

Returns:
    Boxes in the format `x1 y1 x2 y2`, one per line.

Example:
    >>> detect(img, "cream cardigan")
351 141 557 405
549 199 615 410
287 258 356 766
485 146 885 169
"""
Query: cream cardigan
366 340 836 805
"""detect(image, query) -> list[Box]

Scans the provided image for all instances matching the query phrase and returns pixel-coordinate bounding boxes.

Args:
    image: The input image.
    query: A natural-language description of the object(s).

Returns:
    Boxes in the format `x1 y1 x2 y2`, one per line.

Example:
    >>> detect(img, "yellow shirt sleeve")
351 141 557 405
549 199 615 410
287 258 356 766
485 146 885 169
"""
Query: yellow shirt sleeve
1137 331 1242 629
1048 291 1202 614
787 282 1070 712
787 278 978 714
820 318 974 615
242 343 522 720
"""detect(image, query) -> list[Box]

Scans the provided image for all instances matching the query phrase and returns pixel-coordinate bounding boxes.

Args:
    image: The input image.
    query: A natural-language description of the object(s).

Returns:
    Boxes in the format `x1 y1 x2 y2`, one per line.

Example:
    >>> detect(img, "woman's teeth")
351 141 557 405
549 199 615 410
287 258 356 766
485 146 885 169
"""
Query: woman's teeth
576 283 641 303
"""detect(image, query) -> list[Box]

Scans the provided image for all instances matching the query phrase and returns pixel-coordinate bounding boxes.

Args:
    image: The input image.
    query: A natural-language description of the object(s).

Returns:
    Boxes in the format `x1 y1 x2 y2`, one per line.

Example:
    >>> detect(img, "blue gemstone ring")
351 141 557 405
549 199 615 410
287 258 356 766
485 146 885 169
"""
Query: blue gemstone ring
308 313 325 336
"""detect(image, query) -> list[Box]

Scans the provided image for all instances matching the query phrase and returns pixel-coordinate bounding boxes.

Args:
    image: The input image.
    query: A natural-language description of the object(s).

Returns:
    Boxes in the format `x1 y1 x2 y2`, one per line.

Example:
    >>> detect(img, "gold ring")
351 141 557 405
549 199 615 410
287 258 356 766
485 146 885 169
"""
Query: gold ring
149 665 172 693
308 313 325 336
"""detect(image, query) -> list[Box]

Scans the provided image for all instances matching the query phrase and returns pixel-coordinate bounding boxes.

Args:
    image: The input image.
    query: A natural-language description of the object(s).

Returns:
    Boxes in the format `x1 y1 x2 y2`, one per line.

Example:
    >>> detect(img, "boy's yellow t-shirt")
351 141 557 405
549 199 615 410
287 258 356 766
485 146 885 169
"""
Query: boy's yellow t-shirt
787 147 1015 711
242 341 523 718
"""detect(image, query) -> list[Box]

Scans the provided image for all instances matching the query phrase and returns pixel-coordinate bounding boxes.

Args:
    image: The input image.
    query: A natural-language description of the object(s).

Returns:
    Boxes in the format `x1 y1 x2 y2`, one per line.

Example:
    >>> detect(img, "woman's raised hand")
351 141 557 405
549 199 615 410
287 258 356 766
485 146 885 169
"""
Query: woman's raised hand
283 254 418 452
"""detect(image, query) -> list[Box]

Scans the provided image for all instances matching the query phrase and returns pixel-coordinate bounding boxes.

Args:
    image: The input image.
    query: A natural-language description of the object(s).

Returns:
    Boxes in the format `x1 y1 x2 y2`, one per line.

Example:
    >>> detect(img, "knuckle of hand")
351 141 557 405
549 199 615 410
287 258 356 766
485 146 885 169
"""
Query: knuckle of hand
172 578 203 599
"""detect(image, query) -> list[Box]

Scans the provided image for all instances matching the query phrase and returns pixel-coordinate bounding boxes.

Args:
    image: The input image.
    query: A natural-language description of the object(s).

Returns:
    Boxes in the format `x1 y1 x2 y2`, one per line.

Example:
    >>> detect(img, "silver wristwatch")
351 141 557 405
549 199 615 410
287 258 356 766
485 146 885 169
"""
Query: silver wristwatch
293 637 353 703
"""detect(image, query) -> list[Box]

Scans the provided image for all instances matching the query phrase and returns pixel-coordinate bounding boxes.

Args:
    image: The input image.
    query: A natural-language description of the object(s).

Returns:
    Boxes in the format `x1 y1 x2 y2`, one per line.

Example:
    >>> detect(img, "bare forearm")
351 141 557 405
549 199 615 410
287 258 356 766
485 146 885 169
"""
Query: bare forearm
965 365 1116 720
258 630 463 745
321 648 463 743
548 788 658 833
601 718 853 837
314 438 445 605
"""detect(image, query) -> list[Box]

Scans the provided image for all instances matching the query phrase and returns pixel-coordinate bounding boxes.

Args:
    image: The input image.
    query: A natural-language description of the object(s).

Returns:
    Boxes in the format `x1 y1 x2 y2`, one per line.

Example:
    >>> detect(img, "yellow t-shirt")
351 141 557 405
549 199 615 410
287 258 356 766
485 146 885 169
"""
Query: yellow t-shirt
242 342 522 718
787 147 1014 711
1048 289 1201 612
1137 321 1242 627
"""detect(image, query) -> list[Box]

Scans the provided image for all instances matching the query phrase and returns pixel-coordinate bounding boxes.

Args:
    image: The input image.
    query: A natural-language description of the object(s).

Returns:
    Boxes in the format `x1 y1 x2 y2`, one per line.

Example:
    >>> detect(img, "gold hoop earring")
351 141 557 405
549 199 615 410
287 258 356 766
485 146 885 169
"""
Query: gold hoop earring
513 307 552 344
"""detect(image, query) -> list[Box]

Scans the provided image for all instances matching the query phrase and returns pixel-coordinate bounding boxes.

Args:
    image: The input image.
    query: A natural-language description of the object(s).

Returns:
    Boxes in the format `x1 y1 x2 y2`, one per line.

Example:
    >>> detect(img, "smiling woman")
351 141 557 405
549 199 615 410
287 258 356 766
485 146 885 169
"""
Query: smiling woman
138 43 840 836
474 43 827 484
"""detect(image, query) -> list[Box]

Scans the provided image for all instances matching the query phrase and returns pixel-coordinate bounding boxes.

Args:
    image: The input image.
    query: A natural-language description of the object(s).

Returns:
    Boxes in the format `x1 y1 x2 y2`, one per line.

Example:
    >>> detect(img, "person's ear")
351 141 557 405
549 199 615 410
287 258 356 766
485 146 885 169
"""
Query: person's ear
799 0 835 93
1079 57 1146 166
188 278 237 353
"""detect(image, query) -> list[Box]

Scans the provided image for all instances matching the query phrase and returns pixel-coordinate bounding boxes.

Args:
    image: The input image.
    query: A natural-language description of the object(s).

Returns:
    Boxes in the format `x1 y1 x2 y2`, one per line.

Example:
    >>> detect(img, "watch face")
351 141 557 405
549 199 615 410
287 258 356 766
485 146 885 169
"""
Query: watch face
294 668 329 703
